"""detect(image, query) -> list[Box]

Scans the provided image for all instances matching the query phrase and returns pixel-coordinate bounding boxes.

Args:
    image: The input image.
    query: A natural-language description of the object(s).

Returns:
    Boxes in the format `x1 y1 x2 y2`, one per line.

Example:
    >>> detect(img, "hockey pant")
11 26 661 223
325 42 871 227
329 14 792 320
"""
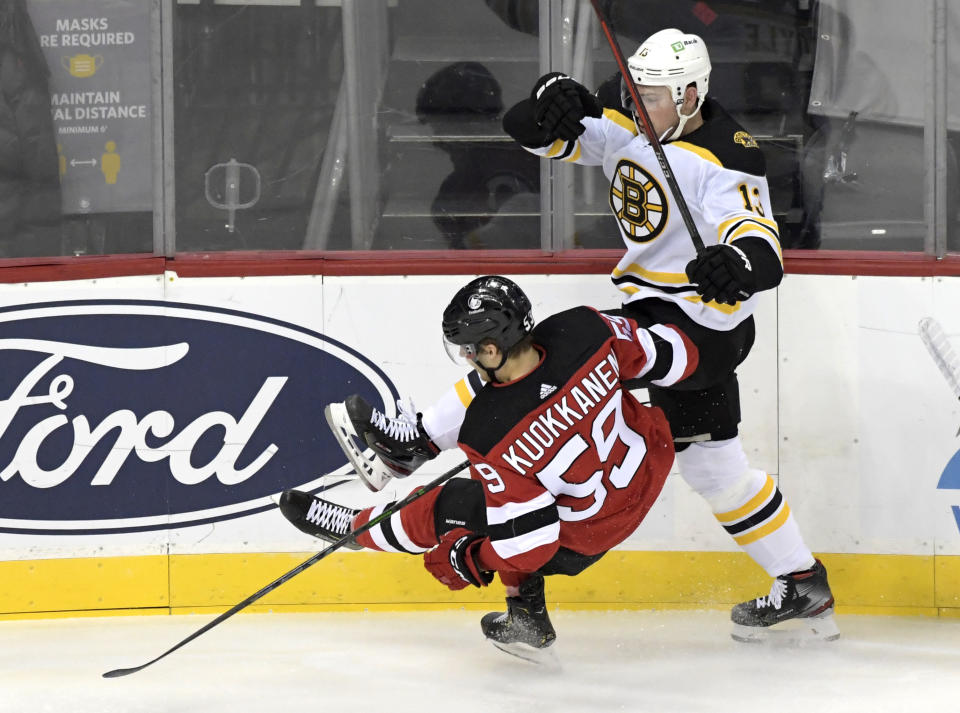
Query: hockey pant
351 478 603 586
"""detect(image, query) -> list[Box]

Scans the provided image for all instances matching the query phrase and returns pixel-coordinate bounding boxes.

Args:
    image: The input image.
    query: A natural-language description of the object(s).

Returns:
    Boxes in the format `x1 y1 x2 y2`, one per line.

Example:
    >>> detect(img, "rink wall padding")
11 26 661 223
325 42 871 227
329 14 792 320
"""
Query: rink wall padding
0 260 959 619
1 552 959 620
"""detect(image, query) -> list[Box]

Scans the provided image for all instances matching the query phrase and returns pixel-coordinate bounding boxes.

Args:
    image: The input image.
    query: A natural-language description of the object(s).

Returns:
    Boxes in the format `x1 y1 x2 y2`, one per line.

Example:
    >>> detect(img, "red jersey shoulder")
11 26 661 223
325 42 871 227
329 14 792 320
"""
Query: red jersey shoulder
459 306 624 459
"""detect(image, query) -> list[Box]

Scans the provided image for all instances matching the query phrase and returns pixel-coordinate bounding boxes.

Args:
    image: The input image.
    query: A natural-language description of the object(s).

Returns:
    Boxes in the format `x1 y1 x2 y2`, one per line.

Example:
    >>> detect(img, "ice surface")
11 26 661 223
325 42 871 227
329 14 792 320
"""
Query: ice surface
1 610 958 713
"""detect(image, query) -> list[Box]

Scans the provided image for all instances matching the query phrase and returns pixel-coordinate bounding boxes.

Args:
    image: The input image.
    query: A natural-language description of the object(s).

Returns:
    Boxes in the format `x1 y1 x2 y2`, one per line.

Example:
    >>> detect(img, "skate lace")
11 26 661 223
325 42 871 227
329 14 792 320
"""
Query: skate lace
305 499 355 535
756 577 788 610
370 398 420 443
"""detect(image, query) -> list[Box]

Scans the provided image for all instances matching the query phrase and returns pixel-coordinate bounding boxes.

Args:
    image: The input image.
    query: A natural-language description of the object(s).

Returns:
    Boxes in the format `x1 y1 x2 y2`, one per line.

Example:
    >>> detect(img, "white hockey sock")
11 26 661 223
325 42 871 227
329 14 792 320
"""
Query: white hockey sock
418 371 481 452
676 438 815 577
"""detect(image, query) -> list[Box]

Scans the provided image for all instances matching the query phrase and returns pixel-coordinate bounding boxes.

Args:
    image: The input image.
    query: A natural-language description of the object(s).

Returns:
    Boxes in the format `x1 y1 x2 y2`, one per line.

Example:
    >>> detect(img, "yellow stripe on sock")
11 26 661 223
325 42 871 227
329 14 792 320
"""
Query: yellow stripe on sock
454 378 474 409
734 503 792 546
714 474 775 524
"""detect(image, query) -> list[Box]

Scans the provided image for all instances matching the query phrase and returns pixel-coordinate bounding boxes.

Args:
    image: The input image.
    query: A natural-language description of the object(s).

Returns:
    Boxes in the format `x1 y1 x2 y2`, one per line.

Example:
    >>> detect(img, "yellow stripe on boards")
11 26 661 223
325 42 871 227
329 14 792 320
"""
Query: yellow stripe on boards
1 552 955 619
0 555 168 613
715 474 775 523
935 554 960 607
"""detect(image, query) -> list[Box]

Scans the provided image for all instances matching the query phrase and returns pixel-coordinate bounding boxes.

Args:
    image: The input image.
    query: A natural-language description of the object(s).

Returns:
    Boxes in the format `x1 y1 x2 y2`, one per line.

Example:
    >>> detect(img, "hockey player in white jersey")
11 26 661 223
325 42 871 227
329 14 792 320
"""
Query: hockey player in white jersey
325 29 837 643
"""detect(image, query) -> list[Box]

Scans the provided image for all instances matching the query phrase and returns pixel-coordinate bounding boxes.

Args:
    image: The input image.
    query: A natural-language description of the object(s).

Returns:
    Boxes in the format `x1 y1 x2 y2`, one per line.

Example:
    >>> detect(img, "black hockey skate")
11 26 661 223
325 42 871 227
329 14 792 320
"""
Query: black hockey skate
325 394 439 492
731 559 839 642
481 574 557 663
278 489 363 550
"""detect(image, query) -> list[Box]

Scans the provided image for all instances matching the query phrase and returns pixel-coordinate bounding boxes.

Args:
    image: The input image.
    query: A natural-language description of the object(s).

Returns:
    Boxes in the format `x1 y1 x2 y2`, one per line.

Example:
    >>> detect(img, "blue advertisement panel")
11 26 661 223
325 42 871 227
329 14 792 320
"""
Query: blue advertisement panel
0 301 398 535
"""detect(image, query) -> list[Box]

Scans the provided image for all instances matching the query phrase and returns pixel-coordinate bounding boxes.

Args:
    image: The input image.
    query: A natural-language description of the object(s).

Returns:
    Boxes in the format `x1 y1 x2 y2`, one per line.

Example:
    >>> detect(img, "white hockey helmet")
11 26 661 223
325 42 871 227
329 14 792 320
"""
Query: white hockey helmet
622 28 711 140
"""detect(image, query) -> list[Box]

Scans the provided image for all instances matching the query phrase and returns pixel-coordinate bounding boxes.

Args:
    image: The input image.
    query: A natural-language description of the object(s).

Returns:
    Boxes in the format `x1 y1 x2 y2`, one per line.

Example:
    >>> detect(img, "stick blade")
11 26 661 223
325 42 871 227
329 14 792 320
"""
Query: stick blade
102 665 146 678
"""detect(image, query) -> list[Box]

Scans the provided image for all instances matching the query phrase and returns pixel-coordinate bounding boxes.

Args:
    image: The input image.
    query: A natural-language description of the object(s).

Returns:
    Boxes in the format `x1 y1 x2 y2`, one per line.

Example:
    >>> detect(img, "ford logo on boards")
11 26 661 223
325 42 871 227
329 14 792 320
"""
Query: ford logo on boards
0 300 398 535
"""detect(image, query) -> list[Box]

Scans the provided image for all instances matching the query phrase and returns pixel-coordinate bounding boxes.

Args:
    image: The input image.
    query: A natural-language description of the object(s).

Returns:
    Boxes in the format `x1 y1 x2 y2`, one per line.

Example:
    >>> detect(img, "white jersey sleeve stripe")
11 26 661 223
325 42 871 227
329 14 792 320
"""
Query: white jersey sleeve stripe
389 510 429 553
490 521 561 560
648 324 692 386
630 327 658 380
367 504 402 553
485 490 556 526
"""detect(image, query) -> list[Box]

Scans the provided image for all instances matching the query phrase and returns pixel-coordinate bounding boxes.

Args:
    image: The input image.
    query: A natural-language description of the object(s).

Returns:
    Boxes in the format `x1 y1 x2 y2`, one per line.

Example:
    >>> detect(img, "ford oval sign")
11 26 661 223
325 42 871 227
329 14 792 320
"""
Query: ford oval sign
0 300 398 534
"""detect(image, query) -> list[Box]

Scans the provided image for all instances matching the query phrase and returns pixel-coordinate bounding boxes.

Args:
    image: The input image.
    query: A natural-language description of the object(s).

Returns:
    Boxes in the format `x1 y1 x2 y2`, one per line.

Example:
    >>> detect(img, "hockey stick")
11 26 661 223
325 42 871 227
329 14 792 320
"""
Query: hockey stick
102 459 471 679
919 317 960 399
587 0 705 254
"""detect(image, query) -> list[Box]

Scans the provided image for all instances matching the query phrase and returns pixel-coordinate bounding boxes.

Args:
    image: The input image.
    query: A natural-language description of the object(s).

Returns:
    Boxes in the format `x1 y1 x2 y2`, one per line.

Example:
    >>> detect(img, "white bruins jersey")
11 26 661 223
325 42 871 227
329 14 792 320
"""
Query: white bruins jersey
525 98 782 332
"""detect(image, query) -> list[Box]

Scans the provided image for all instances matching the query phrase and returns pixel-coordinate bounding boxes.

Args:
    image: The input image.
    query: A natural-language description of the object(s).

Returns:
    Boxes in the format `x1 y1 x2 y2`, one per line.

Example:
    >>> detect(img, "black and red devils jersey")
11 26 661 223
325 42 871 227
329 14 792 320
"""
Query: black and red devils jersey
458 306 687 574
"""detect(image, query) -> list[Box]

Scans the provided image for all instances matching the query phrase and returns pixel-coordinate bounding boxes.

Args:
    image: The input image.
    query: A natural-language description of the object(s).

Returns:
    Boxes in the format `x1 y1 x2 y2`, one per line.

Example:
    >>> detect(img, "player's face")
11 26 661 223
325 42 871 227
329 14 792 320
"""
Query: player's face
635 84 680 139
470 344 501 382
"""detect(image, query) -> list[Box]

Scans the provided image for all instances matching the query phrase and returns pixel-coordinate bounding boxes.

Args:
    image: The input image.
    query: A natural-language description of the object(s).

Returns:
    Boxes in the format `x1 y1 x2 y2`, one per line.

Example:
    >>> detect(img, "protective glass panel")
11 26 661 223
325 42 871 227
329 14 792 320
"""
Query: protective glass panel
949 2 960 254
171 0 541 252
803 0 932 251
172 1 343 252
570 0 934 252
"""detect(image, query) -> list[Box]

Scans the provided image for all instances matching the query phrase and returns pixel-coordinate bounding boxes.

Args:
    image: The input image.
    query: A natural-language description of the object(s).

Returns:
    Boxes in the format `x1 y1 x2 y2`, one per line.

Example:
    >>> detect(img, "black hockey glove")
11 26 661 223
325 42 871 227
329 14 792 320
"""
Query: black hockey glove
685 243 758 306
532 72 603 143
423 528 494 591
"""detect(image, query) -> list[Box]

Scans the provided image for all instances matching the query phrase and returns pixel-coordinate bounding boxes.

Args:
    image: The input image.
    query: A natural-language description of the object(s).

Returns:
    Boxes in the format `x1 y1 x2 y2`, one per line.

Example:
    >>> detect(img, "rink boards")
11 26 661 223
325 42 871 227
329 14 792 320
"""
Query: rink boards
0 272 958 618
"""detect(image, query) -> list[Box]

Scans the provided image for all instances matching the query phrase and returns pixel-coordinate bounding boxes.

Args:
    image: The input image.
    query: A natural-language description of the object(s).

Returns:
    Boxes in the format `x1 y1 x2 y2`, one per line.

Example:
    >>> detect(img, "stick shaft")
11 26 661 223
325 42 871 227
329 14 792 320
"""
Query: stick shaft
103 459 471 678
587 0 705 254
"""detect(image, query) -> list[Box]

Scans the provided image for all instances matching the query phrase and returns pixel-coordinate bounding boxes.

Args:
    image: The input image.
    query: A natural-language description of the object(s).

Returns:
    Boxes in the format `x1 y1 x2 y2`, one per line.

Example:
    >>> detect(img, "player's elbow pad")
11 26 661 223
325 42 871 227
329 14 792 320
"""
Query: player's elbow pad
731 236 784 291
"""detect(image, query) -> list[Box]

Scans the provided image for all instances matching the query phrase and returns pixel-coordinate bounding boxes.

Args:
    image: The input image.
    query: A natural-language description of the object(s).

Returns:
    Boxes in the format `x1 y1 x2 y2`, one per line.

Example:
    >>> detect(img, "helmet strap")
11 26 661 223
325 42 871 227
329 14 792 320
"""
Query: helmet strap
479 347 510 383
631 91 703 143
664 92 704 141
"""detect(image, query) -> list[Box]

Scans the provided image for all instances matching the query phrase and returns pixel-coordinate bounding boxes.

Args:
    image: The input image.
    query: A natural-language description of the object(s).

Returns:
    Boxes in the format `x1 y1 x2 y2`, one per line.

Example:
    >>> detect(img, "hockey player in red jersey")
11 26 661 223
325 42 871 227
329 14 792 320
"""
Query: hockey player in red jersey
313 29 839 644
281 275 688 658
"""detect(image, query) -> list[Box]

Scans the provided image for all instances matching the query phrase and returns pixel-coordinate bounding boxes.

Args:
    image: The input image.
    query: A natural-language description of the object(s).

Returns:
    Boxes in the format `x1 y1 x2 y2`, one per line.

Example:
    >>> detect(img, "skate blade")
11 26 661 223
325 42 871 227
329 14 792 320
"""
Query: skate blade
489 640 560 668
732 611 840 645
324 403 391 492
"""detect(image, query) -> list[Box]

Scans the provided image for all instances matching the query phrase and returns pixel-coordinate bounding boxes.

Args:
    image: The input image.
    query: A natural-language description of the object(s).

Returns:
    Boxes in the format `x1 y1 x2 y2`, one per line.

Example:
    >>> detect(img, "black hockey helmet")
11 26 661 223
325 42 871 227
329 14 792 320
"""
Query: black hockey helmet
442 275 534 364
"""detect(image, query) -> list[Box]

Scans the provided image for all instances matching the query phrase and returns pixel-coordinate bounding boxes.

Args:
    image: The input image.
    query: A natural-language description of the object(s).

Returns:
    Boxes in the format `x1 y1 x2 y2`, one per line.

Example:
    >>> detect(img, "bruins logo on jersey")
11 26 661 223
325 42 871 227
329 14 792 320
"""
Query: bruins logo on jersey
609 159 669 242
734 131 759 149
